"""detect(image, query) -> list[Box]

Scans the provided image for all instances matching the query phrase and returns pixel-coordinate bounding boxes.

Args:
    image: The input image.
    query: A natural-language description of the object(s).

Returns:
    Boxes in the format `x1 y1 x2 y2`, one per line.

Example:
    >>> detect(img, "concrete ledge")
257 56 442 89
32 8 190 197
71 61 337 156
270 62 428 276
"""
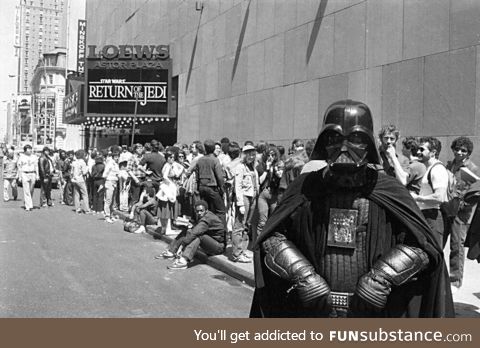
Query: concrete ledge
114 210 255 287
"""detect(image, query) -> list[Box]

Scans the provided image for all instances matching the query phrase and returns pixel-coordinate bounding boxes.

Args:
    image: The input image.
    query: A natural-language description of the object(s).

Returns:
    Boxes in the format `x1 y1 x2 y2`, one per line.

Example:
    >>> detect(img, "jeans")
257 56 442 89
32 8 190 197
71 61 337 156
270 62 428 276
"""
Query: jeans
232 195 256 258
130 178 144 205
199 185 227 228
21 173 36 210
92 179 105 212
168 229 225 262
73 181 90 212
256 188 279 239
138 209 157 227
421 208 444 249
63 178 74 205
443 203 474 285
40 176 52 205
104 180 117 217
3 178 18 201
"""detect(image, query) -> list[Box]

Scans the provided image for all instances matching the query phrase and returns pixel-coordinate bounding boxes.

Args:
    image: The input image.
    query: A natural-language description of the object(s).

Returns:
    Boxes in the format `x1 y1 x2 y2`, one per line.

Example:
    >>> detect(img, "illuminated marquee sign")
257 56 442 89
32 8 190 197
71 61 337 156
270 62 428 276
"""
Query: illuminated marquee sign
86 44 171 117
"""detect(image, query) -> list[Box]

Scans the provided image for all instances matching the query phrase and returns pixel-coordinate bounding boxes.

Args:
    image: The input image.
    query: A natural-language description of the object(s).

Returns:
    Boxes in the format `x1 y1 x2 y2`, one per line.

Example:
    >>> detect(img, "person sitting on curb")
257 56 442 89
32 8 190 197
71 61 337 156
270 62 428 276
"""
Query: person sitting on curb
131 187 159 234
159 200 226 270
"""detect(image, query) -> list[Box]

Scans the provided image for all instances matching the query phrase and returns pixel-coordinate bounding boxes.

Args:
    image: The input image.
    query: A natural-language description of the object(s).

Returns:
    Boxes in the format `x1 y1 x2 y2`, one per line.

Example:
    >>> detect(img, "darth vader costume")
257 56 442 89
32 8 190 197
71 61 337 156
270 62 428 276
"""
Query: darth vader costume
250 100 454 318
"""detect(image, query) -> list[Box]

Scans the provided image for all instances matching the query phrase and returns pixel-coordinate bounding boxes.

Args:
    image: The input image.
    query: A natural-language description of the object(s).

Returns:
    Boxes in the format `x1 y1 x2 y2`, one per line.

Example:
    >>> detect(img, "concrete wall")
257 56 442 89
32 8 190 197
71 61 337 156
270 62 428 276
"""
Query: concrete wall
86 0 480 164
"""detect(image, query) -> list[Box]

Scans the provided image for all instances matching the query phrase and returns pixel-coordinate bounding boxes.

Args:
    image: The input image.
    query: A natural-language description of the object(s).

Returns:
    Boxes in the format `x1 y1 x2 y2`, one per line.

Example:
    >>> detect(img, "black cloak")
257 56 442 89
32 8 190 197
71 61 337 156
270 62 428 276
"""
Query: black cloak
464 181 480 262
250 168 454 318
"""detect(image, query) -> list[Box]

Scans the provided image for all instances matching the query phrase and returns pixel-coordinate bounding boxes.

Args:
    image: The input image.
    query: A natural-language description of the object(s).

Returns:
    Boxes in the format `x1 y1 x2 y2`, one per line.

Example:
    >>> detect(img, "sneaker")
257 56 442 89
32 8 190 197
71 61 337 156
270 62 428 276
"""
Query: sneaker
133 225 146 234
105 217 114 223
232 254 252 263
25 208 32 212
167 257 188 270
76 209 83 214
161 250 175 259
41 203 48 208
112 215 119 221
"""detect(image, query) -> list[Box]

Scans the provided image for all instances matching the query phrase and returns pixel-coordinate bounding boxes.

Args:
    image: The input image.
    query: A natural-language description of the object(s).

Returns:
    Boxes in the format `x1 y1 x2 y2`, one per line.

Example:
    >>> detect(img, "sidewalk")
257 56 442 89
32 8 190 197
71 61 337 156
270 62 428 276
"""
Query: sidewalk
114 210 479 317
114 210 255 287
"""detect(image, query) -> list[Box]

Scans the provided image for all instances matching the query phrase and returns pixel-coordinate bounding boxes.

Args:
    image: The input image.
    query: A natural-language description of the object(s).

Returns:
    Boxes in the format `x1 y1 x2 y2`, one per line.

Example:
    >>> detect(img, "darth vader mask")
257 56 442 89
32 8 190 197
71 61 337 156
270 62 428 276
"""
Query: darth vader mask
310 100 380 176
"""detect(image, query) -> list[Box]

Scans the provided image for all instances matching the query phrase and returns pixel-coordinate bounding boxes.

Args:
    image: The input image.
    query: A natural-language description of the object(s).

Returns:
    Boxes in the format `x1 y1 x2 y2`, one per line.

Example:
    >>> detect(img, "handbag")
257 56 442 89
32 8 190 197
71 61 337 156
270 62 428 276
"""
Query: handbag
156 180 177 203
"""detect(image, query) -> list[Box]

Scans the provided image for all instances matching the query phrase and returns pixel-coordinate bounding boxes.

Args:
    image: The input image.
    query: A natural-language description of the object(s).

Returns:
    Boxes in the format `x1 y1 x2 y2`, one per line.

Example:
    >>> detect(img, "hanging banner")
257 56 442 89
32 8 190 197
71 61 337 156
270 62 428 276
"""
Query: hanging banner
77 20 87 74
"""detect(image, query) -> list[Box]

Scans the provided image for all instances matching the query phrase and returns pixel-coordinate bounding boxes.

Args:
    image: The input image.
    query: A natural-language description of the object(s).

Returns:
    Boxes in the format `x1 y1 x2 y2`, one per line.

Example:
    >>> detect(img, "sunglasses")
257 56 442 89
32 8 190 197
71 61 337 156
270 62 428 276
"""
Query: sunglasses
418 147 428 152
178 155 185 158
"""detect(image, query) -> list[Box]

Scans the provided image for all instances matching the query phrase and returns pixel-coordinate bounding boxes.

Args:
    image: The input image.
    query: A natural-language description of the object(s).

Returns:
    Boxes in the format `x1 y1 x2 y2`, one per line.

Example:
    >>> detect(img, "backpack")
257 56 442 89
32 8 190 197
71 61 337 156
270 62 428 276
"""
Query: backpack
427 162 459 218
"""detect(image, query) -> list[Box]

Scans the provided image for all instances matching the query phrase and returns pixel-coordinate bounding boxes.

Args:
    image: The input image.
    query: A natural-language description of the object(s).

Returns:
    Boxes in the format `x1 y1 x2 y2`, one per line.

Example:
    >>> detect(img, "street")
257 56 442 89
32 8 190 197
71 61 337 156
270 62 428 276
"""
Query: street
1 183 479 318
0 187 254 318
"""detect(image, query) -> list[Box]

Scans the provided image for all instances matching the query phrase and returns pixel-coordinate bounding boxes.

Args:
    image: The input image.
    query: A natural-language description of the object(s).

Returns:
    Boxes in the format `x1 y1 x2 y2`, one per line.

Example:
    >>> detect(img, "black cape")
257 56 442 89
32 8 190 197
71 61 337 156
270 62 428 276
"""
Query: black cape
250 168 454 318
464 181 480 262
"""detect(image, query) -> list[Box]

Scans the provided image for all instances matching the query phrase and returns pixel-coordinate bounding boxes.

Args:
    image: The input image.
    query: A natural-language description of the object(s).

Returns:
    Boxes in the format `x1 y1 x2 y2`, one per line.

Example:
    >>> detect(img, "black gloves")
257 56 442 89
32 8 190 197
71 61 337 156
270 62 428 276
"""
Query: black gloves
356 244 429 310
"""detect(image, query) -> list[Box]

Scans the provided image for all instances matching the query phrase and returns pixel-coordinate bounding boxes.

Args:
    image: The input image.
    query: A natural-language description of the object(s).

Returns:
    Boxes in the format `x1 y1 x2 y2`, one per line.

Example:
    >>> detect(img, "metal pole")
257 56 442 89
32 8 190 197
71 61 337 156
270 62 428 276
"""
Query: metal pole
131 89 139 147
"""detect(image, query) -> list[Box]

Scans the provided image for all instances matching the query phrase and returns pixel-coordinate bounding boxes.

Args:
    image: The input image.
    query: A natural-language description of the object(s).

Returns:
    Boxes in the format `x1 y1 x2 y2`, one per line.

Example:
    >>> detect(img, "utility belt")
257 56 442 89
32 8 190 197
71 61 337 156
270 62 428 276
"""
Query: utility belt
330 291 354 310
328 291 355 318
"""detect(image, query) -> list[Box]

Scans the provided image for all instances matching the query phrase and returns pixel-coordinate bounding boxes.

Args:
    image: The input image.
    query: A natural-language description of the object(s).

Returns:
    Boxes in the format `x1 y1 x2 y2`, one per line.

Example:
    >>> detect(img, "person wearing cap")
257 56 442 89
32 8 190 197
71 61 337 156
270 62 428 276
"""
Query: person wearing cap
17 144 39 211
231 144 259 263
38 146 55 207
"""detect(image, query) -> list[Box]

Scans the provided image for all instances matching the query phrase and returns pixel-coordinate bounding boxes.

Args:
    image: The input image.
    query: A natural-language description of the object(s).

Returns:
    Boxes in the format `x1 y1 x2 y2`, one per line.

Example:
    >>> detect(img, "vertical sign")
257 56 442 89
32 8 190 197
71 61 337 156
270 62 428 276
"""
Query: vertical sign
77 20 87 74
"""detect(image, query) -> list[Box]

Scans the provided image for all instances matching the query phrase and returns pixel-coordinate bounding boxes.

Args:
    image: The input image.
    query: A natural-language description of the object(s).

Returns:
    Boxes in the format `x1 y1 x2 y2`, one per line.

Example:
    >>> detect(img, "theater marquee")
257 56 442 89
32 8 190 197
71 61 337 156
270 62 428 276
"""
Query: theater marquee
85 44 172 118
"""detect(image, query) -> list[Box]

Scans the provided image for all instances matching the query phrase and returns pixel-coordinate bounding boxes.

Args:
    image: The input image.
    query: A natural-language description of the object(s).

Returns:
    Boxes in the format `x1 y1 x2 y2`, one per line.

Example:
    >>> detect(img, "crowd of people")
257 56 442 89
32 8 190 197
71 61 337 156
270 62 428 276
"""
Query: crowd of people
2 105 479 311
1 137 317 269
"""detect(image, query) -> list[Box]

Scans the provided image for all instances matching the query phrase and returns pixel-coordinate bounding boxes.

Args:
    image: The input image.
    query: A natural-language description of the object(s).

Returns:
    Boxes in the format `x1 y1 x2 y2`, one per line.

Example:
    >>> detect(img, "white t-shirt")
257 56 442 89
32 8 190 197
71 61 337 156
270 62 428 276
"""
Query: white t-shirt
417 161 448 210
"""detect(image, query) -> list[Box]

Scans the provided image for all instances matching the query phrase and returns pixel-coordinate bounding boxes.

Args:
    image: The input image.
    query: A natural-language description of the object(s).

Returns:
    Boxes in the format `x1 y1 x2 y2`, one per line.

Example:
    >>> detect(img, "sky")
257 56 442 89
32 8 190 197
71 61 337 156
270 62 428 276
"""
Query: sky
0 0 21 142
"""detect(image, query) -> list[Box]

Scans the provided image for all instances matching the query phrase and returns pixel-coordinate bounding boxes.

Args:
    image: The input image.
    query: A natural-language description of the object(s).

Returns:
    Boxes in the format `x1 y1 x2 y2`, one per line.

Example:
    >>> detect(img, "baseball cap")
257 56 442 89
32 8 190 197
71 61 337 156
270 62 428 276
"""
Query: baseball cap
242 144 255 152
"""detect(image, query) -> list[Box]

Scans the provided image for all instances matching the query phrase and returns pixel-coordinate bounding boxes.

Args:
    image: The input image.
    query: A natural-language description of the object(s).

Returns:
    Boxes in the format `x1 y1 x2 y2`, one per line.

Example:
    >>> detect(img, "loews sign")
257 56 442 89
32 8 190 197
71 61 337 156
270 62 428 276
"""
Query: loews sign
86 44 171 116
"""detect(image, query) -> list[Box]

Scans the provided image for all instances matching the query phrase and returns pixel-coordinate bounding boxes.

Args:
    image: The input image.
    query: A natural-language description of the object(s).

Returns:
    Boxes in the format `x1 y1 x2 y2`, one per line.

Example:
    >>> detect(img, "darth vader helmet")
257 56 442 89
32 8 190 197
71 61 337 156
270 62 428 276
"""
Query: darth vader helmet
310 100 380 172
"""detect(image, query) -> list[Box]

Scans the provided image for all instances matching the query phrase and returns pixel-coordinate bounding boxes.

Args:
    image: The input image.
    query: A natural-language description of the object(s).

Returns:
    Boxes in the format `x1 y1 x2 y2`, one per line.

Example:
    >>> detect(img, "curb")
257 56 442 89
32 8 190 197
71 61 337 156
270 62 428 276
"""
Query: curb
114 210 255 287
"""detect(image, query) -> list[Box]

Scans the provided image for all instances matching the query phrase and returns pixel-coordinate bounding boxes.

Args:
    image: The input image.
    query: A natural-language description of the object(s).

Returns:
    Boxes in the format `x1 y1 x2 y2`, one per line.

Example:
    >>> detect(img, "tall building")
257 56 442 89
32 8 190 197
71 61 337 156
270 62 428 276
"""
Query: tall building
15 0 66 94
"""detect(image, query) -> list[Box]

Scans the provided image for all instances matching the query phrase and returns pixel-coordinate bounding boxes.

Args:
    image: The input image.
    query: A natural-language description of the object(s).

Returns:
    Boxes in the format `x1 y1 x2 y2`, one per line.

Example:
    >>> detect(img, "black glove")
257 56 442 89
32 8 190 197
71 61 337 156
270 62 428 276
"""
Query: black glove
263 234 331 309
355 244 429 310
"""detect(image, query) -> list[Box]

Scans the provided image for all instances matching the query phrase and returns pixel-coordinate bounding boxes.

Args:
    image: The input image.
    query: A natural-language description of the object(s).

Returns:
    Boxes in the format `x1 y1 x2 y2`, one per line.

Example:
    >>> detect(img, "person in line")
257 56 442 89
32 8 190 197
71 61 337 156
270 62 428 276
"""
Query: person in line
139 140 165 187
256 145 284 238
190 139 226 227
160 200 226 270
38 146 55 207
250 100 453 318
411 137 449 248
71 150 92 214
128 143 146 206
445 137 480 290
17 144 39 211
231 144 259 263
2 148 18 202
90 153 106 214
378 125 409 179
398 137 427 194
103 151 120 223
157 152 178 234
61 150 75 205
132 187 159 234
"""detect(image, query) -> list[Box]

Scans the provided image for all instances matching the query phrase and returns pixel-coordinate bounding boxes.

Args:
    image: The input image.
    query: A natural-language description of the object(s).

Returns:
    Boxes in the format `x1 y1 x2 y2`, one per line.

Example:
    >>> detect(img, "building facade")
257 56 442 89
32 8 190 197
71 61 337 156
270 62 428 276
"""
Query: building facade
15 0 66 94
85 0 480 164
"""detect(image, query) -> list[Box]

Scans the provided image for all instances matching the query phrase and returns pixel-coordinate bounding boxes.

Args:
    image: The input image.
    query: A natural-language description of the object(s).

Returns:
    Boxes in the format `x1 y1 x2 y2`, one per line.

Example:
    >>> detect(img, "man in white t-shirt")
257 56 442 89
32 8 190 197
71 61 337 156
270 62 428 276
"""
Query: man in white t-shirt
410 137 448 247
